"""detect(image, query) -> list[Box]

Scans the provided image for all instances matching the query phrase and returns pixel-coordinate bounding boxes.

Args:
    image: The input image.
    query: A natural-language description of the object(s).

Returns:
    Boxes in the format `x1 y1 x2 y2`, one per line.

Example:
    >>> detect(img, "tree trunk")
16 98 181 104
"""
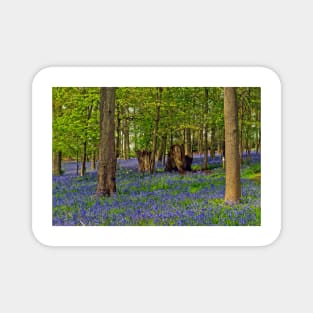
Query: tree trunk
224 87 241 204
80 103 93 176
149 87 162 173
169 129 174 147
256 130 261 153
245 136 251 162
96 87 117 197
124 127 130 159
210 126 216 158
162 139 167 166
165 144 192 173
116 102 121 158
90 151 96 170
199 128 203 155
136 150 152 173
80 141 87 176
185 128 192 158
239 101 244 163
76 151 79 175
122 106 130 159
156 134 167 162
203 88 209 170
52 151 62 176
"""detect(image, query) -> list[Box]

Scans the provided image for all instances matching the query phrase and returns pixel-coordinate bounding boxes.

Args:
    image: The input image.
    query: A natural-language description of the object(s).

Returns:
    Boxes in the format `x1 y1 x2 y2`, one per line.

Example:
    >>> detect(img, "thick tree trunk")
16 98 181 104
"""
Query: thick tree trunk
224 87 241 204
52 151 62 176
96 87 116 197
149 87 162 173
136 150 152 173
165 144 193 173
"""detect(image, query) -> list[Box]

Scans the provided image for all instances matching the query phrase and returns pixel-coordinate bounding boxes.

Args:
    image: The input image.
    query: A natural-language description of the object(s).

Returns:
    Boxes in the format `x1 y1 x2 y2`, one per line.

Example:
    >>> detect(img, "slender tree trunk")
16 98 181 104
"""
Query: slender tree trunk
80 141 87 176
96 87 116 197
256 109 261 153
239 102 244 163
76 151 79 175
122 105 130 159
52 95 62 176
162 135 167 166
203 88 209 169
210 126 216 158
90 151 96 170
224 87 241 204
52 151 62 176
170 131 173 146
245 136 251 160
199 128 203 155
203 129 208 169
156 134 167 162
116 102 121 158
80 104 93 176
257 130 261 153
185 128 192 158
149 87 162 173
124 126 130 160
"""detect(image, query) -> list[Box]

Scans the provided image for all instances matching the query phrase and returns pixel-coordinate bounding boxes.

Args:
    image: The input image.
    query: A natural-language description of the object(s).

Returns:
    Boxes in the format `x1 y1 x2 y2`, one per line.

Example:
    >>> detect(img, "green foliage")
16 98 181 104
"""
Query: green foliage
53 87 100 158
53 87 261 164
241 162 261 178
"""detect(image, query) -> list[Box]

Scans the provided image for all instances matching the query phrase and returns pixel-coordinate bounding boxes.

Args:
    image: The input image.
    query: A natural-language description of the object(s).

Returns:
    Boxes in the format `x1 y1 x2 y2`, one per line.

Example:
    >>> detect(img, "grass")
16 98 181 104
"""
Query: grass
53 154 261 226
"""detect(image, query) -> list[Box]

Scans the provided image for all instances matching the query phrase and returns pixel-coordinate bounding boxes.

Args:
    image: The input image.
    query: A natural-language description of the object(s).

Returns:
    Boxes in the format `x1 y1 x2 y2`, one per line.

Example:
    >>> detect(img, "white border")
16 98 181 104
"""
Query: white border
32 67 281 246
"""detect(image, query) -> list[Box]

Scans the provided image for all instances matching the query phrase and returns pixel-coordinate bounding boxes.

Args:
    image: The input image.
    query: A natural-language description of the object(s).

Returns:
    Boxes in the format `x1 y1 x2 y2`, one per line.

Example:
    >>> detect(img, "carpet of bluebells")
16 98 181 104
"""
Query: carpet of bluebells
53 153 261 226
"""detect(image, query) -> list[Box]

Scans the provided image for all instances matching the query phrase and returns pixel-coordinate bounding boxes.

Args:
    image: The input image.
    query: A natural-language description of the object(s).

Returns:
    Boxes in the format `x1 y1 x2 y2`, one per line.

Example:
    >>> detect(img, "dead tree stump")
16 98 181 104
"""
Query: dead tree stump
136 150 152 173
165 144 193 173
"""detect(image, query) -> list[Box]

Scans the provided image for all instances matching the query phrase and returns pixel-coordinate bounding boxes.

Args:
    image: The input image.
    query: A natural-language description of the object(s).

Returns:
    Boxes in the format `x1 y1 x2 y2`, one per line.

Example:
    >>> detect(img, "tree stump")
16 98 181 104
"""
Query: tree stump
136 150 152 173
165 144 193 173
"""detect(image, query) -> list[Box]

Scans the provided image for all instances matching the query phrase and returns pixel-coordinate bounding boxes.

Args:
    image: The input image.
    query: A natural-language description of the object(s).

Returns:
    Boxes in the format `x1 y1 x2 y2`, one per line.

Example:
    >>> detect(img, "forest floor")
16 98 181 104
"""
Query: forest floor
53 153 261 226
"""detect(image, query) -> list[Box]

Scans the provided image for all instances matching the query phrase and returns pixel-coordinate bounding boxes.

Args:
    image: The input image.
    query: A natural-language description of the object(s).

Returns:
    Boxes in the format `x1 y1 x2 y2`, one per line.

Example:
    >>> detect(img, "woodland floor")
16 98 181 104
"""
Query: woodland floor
53 153 261 226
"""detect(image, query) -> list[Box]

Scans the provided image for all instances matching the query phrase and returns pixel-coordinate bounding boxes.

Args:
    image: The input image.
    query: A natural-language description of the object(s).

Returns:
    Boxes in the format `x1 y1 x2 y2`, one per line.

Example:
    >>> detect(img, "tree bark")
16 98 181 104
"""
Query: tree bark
198 128 203 155
224 87 241 204
80 141 87 176
80 103 93 176
90 151 96 170
156 134 167 162
203 88 209 170
210 126 216 158
165 144 192 173
96 87 117 197
149 87 162 173
116 102 121 158
136 150 152 173
185 128 192 158
52 151 62 176
122 106 130 159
